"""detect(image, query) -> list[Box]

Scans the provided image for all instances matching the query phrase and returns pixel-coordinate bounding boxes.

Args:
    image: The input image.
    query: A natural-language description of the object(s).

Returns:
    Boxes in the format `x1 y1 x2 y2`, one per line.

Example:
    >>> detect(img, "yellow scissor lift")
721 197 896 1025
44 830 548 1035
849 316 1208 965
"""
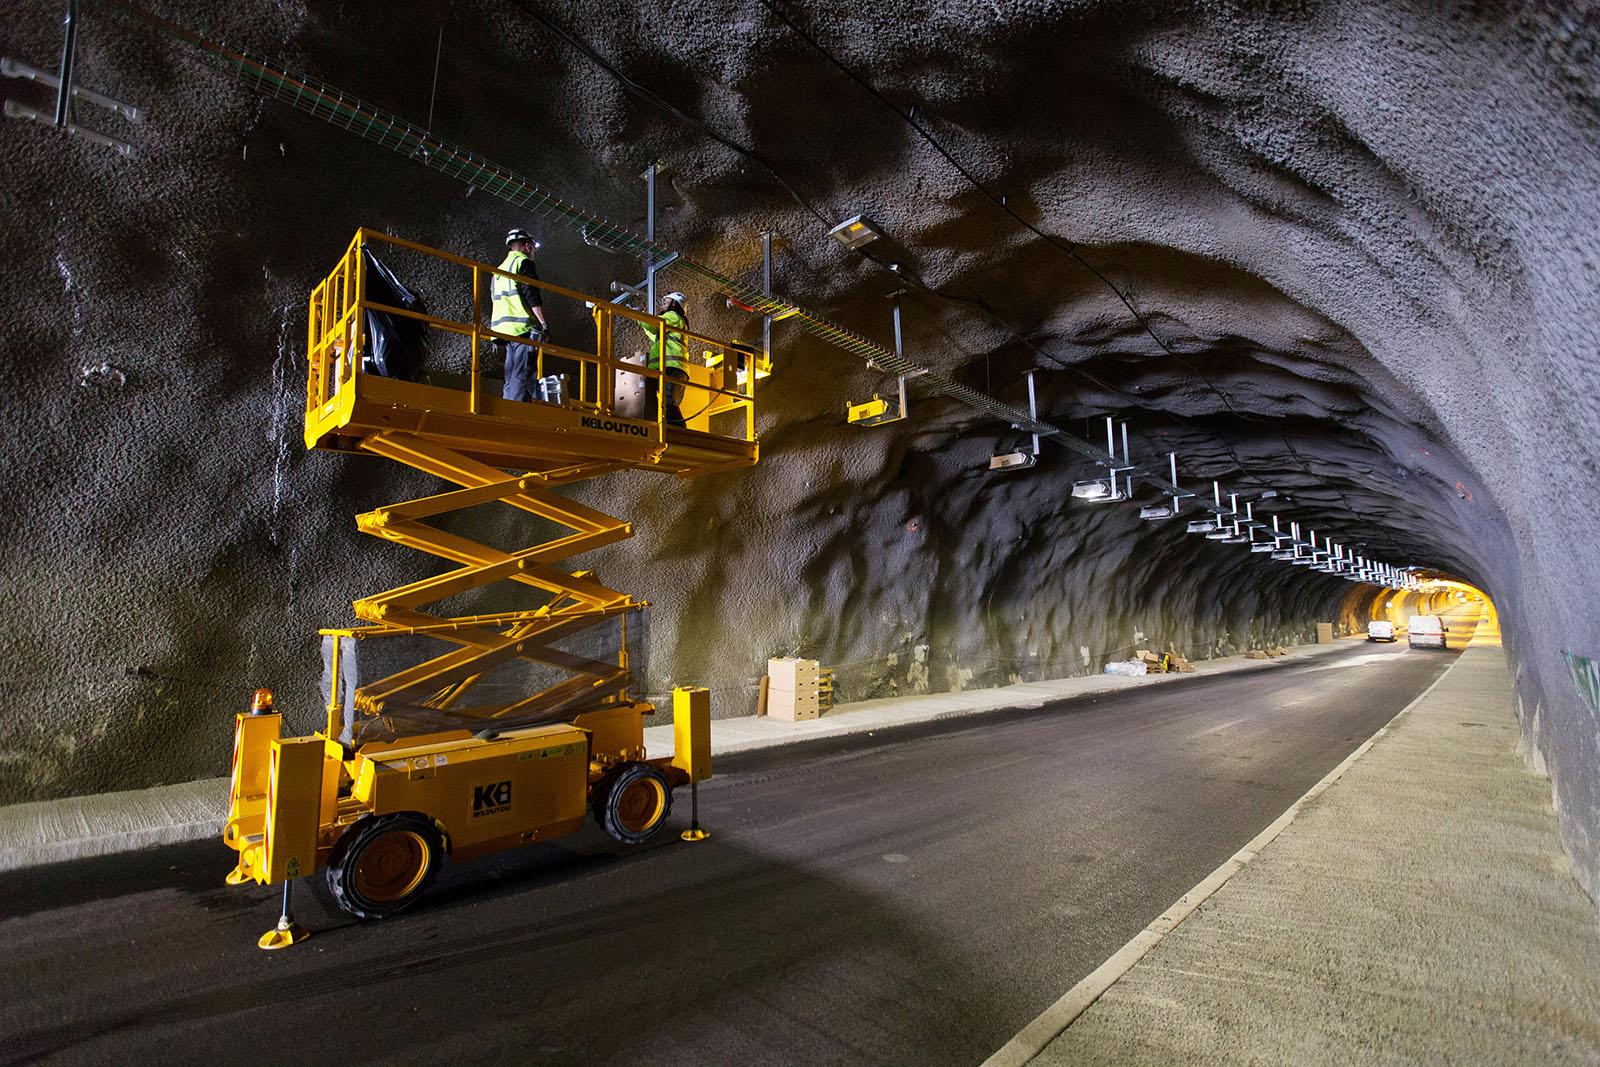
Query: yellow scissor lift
225 230 763 947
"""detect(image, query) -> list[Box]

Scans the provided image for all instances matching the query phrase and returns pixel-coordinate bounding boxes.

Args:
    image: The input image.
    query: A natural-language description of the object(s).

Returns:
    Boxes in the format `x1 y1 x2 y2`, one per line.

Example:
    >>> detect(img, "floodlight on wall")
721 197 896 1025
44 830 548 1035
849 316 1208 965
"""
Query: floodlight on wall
991 451 1036 471
828 214 883 249
1071 479 1125 501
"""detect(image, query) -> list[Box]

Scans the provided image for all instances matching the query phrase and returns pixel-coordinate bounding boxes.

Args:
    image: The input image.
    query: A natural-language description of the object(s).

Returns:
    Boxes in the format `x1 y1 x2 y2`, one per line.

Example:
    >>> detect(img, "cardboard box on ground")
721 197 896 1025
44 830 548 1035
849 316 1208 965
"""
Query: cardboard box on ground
1135 649 1197 673
766 657 834 721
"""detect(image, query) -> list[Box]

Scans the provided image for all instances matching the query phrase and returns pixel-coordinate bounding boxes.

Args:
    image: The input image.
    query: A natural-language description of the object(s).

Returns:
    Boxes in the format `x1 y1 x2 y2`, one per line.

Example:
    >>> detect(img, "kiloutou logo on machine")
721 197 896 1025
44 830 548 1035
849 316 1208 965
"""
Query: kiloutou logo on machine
472 780 513 817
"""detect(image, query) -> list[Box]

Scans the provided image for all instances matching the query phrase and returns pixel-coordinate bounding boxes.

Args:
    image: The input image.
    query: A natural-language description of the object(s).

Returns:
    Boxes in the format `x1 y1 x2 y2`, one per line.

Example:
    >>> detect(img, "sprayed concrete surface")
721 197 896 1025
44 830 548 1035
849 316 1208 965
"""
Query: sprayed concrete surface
1029 619 1600 1065
0 2 1596 905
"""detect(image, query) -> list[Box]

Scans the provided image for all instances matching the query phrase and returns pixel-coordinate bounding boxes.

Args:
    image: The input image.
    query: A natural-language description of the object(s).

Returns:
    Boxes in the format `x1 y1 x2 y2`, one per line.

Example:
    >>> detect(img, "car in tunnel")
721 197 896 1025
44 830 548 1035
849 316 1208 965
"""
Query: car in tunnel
1407 615 1448 649
1367 620 1397 642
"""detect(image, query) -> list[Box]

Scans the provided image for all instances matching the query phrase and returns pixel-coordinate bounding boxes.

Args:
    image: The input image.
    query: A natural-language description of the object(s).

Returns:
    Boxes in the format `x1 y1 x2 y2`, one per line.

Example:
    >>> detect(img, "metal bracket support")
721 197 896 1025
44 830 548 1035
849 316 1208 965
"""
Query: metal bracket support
2 2 142 158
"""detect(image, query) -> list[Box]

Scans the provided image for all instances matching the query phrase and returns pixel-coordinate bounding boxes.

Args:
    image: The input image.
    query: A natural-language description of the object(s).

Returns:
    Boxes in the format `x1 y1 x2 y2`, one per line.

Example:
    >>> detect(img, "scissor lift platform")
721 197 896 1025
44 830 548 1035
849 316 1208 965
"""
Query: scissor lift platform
305 228 760 477
225 230 754 940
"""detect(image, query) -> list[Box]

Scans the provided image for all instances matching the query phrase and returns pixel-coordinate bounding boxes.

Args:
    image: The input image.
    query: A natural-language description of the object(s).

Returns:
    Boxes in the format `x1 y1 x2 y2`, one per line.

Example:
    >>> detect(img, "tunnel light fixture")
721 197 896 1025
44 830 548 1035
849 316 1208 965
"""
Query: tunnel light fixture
1139 504 1173 520
1187 520 1217 534
828 214 883 249
1271 549 1297 561
1071 479 1125 502
1250 542 1275 553
991 450 1037 471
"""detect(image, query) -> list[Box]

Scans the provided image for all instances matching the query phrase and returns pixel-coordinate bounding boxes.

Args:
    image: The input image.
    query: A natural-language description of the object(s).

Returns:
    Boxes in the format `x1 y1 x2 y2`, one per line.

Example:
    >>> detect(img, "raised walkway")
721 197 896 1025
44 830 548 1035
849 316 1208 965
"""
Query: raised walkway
991 614 1600 1065
0 640 1350 871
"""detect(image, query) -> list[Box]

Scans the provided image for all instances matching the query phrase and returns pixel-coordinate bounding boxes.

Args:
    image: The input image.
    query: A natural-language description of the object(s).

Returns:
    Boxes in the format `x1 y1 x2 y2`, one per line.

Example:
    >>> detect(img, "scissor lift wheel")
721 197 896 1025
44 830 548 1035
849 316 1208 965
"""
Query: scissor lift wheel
596 763 672 845
327 812 444 920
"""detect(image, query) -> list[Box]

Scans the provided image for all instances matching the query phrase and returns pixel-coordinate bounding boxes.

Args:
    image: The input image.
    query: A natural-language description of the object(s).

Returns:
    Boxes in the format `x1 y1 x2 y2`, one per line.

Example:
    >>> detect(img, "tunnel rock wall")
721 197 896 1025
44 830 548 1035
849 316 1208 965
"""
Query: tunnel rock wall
2 0 1597 902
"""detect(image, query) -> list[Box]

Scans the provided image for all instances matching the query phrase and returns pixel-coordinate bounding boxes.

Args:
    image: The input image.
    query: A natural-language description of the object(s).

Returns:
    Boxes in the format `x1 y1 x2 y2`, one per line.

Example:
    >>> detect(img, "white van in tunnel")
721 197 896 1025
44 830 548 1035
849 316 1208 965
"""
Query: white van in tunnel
1367 620 1397 642
1408 615 1448 649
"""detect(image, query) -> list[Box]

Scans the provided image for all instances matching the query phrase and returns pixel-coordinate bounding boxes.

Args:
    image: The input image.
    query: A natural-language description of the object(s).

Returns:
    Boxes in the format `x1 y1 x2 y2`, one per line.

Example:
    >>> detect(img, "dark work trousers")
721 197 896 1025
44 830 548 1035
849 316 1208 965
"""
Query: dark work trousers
645 367 690 427
503 340 535 401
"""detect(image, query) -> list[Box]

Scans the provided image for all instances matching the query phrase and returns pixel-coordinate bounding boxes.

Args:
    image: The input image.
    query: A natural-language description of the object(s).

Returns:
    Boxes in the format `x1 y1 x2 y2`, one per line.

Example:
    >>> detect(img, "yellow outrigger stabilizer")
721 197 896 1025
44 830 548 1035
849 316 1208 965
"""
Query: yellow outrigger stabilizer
225 230 757 947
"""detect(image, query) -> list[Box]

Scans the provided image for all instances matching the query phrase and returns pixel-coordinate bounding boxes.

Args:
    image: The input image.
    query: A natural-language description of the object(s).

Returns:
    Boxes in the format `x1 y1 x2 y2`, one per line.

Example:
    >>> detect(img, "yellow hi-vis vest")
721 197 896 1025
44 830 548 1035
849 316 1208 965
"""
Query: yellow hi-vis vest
490 250 534 337
642 308 687 372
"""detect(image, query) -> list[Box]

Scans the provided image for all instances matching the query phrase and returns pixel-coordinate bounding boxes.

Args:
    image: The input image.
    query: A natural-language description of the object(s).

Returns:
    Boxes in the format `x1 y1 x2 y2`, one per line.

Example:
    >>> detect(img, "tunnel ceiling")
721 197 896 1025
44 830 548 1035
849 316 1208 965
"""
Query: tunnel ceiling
2 1 1597 897
414 0 1578 590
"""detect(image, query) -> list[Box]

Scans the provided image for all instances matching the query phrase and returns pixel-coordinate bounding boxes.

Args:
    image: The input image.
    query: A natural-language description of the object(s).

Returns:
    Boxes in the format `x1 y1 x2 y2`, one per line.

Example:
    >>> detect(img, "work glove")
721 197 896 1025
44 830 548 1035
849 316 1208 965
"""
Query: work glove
530 323 549 343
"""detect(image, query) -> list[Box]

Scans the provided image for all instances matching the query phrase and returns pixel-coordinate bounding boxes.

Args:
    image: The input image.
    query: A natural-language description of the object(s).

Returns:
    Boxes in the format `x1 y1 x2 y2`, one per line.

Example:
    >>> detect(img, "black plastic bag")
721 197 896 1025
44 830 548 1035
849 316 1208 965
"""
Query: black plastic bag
361 247 428 381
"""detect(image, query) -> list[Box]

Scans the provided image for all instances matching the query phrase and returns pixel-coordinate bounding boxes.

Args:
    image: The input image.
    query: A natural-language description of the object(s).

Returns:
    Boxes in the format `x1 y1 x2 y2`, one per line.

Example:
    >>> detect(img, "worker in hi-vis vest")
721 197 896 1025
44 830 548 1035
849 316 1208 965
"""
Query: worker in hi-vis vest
639 290 690 427
491 227 549 402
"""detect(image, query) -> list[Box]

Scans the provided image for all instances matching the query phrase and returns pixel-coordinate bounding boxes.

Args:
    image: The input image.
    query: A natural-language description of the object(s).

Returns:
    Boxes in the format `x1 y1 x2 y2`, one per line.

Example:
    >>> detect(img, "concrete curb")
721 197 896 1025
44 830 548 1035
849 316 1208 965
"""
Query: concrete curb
981 612 1492 1066
0 638 1356 873
0 776 230 873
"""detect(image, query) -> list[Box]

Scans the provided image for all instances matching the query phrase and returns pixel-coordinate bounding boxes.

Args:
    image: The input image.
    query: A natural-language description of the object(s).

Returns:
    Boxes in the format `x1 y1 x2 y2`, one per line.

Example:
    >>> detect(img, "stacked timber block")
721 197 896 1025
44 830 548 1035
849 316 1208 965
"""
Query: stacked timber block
767 658 834 721
1316 622 1335 645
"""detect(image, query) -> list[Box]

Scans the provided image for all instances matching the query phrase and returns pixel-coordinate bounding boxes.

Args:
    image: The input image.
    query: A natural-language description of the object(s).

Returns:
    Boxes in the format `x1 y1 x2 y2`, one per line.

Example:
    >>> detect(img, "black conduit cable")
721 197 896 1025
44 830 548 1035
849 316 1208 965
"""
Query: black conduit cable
526 0 1397 552
497 0 1404 559
502 0 834 232
757 0 1406 555
511 0 1273 496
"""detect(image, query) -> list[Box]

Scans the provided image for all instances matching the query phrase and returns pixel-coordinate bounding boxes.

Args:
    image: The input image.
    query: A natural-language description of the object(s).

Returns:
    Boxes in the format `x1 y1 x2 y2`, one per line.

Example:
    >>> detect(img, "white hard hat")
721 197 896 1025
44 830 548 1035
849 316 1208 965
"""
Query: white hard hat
661 291 686 304
506 227 539 249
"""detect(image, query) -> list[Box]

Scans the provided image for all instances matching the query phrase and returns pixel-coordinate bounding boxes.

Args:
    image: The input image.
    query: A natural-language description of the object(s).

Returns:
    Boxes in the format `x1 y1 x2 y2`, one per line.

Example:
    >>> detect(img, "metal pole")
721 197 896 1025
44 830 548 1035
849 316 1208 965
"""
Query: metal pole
1169 452 1180 514
891 293 903 361
1025 370 1039 457
761 230 773 368
680 777 709 842
644 163 657 312
54 0 78 128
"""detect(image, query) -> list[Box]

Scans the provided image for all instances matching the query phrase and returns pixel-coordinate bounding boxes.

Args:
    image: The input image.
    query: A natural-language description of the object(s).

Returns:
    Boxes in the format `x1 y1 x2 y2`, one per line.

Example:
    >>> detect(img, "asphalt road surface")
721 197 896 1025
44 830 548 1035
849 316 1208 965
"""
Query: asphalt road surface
0 620 1474 1066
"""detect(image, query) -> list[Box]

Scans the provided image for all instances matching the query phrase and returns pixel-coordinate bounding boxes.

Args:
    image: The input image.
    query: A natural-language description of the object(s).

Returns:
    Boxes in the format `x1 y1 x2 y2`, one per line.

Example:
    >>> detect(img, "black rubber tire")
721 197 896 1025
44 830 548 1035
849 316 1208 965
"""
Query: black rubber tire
594 763 673 846
326 812 444 920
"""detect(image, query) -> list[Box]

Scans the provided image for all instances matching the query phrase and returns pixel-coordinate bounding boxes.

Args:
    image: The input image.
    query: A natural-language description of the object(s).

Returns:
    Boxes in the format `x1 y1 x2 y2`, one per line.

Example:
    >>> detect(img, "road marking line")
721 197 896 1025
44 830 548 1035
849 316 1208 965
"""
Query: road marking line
981 620 1478 1067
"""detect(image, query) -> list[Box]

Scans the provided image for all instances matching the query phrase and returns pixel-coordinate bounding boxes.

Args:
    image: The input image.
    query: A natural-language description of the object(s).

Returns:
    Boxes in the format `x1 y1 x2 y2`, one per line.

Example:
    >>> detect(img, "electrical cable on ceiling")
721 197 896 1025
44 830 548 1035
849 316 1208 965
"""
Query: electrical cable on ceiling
514 0 1402 557
756 0 1406 556
103 0 1409 581
510 3 1266 479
